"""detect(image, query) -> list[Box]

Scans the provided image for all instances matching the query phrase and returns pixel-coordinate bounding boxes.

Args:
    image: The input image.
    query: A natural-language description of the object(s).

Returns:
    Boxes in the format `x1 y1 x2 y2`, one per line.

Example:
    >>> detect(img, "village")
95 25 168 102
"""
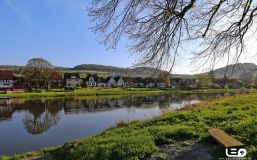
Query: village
0 70 167 92
0 69 249 93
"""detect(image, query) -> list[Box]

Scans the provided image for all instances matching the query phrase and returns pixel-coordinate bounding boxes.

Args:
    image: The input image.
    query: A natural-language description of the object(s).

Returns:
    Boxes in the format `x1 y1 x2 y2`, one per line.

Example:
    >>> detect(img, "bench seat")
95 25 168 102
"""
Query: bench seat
208 128 244 148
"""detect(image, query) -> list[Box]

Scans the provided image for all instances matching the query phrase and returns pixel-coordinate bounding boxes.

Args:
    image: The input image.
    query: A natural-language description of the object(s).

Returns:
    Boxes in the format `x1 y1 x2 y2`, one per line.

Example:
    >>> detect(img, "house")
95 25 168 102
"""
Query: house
123 77 134 88
13 75 25 89
0 70 14 91
52 74 63 87
115 76 125 87
106 76 117 87
64 73 82 87
145 78 156 88
156 81 165 88
85 74 98 87
97 77 107 87
132 77 145 88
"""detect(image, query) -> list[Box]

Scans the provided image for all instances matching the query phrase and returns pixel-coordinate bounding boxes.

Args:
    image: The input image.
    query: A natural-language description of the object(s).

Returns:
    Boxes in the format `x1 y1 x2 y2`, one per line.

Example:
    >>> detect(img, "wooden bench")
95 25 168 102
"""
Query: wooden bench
208 128 244 148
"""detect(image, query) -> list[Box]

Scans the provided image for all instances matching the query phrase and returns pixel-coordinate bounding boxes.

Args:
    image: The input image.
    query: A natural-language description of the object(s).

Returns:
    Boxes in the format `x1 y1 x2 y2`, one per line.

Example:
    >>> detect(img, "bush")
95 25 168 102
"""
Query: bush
224 84 229 93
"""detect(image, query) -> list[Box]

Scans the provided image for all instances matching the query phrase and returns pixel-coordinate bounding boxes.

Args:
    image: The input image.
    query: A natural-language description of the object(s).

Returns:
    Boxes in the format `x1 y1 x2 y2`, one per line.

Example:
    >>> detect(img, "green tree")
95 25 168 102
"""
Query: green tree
224 84 229 94
196 74 212 89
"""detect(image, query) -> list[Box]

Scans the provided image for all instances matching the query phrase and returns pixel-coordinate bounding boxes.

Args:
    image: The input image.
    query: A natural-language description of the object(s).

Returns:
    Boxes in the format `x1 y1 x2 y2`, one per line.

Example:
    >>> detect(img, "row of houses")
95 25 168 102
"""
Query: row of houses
0 70 166 91
64 73 164 88
1 70 248 91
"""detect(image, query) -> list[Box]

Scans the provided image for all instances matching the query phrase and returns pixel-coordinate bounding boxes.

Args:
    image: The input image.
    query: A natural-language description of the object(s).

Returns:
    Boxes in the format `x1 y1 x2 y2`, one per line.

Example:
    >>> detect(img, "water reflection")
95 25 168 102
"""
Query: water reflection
0 94 222 127
0 93 222 155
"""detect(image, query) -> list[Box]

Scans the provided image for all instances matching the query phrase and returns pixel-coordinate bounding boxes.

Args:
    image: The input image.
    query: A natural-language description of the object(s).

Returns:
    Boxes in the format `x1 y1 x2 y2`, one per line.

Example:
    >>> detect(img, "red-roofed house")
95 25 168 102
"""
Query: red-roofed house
0 70 14 90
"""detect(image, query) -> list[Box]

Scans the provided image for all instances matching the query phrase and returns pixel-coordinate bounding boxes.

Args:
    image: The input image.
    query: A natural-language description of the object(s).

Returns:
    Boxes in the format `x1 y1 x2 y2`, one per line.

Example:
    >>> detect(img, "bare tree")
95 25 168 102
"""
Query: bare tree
89 0 257 72
23 58 60 90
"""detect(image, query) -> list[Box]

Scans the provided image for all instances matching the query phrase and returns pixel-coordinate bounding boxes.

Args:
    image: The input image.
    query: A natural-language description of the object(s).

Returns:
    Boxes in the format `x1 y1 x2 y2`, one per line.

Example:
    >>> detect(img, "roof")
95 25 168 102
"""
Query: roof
114 76 122 82
98 77 108 83
64 73 80 79
0 70 13 80
133 77 145 83
145 78 156 83
85 74 99 81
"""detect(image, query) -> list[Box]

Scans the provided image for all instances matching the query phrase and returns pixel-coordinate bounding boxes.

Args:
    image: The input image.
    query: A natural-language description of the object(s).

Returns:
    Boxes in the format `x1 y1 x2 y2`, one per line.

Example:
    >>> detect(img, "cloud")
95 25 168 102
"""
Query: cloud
4 0 31 25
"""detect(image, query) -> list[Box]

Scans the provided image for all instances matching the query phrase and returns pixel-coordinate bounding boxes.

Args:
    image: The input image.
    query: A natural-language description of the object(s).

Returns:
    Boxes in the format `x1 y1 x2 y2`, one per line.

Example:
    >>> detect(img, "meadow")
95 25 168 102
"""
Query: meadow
0 87 255 99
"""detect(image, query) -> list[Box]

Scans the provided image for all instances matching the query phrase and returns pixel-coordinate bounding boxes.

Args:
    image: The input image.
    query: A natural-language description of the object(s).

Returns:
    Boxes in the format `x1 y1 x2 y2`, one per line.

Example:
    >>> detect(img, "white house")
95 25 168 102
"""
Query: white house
86 75 98 87
0 70 14 90
64 73 82 87
116 77 125 87
106 76 117 87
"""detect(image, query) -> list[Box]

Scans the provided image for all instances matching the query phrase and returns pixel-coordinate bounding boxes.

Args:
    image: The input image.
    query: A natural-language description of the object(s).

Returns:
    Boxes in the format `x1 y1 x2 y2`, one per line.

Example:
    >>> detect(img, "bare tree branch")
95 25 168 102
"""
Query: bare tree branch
89 0 257 72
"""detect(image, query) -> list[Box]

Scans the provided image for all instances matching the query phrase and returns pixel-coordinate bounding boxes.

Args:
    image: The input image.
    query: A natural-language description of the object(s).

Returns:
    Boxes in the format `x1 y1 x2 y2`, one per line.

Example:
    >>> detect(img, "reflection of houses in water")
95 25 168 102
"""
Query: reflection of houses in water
0 105 13 121
0 94 223 134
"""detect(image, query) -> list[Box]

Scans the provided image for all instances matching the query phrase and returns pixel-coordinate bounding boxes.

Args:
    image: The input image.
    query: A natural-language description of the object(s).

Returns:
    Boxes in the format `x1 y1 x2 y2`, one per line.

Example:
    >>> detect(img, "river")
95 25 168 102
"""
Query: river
0 93 222 155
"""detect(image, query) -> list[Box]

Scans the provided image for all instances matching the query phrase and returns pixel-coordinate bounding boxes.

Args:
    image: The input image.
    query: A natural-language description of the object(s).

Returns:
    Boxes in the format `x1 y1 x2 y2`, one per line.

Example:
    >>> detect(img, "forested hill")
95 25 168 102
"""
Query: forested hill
212 63 257 78
73 64 160 77
0 64 161 77
1 63 257 78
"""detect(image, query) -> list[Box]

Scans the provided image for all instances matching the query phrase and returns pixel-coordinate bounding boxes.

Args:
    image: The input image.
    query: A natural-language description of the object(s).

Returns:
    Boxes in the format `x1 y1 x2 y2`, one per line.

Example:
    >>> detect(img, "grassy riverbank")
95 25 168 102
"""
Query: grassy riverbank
0 88 255 99
0 88 182 99
2 93 257 160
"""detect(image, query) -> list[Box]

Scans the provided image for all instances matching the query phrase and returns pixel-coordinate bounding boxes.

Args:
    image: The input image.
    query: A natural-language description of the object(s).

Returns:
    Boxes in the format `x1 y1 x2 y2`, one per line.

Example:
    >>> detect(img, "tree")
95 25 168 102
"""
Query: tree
196 74 212 89
157 71 171 87
89 0 257 71
23 109 60 135
23 58 60 90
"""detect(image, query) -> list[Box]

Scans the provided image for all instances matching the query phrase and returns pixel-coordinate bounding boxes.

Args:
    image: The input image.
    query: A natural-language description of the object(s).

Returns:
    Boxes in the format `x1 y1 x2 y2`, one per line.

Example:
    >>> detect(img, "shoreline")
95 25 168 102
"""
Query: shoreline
0 88 253 99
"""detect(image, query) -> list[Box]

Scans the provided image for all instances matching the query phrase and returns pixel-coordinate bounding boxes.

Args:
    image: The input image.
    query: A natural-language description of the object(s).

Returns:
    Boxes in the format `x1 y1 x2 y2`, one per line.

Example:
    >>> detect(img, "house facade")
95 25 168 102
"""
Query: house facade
145 78 155 88
106 76 117 87
52 74 63 87
97 77 107 87
115 76 125 87
0 70 14 90
85 75 98 87
64 73 82 87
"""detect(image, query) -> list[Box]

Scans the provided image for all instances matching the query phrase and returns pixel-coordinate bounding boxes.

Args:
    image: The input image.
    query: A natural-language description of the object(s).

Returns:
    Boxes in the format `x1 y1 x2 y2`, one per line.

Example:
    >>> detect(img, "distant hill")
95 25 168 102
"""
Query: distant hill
0 65 24 73
73 64 160 77
212 63 257 78
0 64 162 77
1 63 256 79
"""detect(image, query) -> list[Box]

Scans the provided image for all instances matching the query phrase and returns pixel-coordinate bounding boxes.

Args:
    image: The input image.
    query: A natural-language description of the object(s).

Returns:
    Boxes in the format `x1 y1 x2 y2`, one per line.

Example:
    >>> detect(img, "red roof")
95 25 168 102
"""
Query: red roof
0 70 13 80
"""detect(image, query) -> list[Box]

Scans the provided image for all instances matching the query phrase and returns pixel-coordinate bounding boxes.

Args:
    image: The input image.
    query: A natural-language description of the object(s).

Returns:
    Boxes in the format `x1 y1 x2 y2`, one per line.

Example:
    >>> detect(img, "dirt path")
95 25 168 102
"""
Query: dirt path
146 140 213 160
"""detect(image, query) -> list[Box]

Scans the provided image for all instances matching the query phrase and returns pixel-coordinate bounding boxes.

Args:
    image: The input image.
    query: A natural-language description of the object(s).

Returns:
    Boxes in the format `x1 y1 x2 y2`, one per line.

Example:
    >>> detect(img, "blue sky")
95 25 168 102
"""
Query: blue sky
2 0 254 74
0 0 135 68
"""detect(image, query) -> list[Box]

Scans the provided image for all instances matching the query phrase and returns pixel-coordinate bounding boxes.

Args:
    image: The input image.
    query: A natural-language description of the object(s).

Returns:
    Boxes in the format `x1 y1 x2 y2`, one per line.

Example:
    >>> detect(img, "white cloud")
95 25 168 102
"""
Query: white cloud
4 0 31 25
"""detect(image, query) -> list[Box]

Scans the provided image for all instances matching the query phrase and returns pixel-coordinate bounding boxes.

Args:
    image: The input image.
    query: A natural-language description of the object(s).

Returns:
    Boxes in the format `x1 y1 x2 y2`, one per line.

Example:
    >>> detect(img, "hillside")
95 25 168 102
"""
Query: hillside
0 64 162 77
0 65 24 73
212 63 257 78
1 63 257 79
73 64 160 77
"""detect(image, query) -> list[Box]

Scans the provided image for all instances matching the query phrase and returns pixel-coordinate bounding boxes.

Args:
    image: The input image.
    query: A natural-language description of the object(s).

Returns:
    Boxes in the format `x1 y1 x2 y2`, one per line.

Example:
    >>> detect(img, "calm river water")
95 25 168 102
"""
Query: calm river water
0 93 222 155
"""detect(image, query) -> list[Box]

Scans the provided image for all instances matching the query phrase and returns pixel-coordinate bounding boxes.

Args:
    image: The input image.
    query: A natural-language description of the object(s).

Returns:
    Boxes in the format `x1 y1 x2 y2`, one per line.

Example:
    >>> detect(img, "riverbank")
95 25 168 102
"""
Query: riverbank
0 88 255 99
2 93 257 160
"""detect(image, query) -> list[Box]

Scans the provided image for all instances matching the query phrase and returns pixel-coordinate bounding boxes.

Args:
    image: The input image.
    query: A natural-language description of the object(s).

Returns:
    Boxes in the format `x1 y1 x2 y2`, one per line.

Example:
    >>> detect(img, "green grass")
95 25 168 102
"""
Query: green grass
0 88 255 99
2 93 257 160
0 88 193 99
